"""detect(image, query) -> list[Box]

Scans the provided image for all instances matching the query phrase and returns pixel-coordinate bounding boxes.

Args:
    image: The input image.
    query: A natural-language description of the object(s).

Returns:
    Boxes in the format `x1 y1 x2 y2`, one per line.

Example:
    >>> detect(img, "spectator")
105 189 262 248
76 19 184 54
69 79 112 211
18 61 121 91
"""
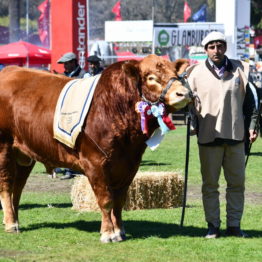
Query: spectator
244 77 260 155
187 31 258 238
56 52 86 78
84 55 103 78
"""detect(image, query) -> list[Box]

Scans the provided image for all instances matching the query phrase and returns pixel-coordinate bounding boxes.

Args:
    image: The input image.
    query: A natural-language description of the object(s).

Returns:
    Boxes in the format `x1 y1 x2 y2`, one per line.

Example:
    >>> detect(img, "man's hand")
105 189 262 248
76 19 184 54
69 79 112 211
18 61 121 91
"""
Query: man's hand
249 129 258 143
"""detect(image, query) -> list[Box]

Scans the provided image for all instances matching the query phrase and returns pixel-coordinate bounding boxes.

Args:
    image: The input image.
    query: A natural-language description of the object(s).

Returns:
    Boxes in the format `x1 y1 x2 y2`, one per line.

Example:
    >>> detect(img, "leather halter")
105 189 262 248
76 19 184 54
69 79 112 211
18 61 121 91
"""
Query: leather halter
142 75 193 105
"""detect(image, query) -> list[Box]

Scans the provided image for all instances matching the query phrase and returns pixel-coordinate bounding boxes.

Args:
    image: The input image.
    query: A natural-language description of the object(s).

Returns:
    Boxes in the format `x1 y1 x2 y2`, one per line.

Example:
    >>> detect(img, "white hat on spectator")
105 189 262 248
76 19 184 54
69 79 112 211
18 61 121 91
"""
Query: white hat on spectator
201 31 226 47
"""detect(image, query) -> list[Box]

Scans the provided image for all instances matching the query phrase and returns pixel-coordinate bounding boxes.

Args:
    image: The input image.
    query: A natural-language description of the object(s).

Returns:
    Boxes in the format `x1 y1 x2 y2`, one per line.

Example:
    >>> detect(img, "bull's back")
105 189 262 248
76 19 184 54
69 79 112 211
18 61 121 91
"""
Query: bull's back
0 66 70 153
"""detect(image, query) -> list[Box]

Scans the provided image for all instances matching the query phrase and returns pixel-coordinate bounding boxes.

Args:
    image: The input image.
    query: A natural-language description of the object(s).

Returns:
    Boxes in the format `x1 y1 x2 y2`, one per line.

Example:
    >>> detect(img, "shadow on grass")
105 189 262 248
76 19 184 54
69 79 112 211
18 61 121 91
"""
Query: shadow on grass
19 203 72 209
21 220 262 239
249 152 262 156
140 160 170 167
21 220 100 233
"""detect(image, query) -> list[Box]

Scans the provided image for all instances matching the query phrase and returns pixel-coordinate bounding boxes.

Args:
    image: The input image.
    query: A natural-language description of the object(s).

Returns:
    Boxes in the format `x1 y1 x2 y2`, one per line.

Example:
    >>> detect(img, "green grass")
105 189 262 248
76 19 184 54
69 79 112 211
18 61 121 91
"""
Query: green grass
0 126 262 262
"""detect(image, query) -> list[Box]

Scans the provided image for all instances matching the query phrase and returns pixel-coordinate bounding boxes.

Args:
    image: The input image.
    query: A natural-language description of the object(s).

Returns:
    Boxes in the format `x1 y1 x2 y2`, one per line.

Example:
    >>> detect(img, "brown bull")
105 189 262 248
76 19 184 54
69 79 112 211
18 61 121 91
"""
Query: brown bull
0 54 191 242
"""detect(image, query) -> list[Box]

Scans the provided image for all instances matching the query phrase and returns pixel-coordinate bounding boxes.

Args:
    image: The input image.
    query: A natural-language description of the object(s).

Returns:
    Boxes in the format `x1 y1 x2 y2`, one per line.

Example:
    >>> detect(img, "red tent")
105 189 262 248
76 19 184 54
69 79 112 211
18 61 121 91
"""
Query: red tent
0 40 51 66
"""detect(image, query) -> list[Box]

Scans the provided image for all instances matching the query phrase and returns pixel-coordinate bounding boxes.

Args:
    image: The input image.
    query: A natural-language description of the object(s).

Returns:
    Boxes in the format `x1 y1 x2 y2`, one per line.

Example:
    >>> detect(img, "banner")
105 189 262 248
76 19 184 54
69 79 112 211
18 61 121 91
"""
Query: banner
192 4 207 22
112 1 122 21
72 0 88 69
237 26 250 59
183 2 192 23
38 0 50 48
154 23 224 47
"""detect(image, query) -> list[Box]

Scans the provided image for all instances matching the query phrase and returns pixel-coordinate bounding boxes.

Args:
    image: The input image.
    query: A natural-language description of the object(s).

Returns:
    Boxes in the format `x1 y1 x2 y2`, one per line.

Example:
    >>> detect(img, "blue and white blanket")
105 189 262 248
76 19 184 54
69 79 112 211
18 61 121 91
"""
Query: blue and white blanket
53 74 101 148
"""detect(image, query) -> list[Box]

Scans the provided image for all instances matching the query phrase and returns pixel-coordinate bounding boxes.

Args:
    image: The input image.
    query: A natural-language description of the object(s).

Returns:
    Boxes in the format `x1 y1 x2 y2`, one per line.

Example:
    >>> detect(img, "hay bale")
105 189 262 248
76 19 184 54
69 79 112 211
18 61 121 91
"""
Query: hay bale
71 175 100 212
71 172 184 212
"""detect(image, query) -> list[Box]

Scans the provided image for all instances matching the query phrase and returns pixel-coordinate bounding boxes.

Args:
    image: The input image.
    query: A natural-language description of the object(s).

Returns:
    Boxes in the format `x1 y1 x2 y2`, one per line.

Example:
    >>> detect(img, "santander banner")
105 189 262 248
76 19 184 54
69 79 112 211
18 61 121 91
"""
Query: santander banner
51 0 88 72
73 1 88 69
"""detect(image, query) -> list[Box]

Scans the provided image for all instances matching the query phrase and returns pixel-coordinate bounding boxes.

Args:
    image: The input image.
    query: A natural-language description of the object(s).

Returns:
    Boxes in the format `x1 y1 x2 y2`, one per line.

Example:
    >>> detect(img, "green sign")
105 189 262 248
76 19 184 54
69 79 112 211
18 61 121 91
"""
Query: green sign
158 30 169 46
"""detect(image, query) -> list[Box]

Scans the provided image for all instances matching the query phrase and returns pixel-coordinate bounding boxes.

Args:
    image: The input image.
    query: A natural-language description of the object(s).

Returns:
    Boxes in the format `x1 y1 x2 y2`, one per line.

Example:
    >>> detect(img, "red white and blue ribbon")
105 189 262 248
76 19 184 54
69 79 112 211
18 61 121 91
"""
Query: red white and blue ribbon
136 101 176 136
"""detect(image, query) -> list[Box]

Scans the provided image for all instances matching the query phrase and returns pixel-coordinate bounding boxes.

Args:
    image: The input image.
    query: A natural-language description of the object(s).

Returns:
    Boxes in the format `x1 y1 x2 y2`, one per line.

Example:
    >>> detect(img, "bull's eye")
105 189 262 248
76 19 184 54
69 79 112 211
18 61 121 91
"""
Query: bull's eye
148 76 155 81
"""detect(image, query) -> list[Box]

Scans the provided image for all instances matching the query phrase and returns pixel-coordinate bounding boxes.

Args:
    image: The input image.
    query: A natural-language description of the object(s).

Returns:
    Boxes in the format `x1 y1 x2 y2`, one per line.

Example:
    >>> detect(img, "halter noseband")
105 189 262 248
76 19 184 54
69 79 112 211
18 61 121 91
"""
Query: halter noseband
142 74 193 106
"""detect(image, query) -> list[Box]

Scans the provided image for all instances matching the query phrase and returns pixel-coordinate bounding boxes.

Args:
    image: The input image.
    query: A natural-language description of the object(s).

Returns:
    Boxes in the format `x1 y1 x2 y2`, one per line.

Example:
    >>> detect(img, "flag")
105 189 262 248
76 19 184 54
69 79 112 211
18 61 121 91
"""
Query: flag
184 1 192 22
112 1 122 21
38 0 50 48
192 4 207 22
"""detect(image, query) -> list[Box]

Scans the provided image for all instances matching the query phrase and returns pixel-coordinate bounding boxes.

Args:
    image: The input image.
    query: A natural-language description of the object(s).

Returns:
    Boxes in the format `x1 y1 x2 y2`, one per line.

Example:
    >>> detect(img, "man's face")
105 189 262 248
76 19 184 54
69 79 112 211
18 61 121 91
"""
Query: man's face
205 41 226 65
63 59 77 73
89 62 100 74
89 62 99 70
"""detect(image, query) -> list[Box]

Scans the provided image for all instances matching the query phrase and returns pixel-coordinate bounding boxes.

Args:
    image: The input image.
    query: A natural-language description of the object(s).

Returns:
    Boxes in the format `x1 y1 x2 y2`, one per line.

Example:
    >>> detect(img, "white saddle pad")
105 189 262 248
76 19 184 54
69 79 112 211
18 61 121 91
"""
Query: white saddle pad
53 74 101 148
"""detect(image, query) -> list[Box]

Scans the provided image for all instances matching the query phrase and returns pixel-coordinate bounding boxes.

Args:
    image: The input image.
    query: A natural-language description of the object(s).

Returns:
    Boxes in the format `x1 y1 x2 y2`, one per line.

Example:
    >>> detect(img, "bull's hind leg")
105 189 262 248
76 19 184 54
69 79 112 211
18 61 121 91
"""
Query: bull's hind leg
12 161 35 226
0 142 18 233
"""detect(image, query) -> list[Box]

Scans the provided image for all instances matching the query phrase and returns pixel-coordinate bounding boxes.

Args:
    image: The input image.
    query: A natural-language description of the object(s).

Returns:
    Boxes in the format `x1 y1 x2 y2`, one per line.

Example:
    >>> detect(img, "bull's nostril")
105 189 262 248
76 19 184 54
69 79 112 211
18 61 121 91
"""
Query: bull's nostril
176 92 184 97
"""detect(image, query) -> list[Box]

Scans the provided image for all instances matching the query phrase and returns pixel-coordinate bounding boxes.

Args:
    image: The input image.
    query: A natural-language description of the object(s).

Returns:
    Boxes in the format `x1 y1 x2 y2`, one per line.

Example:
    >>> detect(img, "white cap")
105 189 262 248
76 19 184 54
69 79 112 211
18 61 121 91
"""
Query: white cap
201 31 226 47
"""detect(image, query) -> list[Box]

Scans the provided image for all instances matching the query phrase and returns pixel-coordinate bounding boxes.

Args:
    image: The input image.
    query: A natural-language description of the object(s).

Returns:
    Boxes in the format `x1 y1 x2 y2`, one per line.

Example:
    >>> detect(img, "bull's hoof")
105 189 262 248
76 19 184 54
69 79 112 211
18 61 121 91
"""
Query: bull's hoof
5 224 20 233
100 233 113 243
100 232 126 243
111 232 126 242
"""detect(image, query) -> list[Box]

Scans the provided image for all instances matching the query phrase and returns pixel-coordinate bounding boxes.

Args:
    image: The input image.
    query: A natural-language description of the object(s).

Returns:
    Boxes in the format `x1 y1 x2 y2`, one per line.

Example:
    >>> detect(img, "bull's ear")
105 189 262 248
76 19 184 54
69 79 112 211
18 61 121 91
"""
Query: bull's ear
122 61 140 81
173 59 189 75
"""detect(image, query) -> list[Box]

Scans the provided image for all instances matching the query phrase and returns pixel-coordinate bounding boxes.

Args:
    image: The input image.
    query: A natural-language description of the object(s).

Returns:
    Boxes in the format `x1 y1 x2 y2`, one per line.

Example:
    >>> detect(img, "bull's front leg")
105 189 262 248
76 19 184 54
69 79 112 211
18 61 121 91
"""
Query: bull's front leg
99 200 115 243
110 188 129 242
86 168 116 243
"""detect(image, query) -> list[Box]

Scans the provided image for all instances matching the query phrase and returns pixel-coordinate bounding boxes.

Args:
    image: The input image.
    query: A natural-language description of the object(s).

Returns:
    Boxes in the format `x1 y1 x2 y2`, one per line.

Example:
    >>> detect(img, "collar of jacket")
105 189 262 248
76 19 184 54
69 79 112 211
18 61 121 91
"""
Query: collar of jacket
205 56 233 79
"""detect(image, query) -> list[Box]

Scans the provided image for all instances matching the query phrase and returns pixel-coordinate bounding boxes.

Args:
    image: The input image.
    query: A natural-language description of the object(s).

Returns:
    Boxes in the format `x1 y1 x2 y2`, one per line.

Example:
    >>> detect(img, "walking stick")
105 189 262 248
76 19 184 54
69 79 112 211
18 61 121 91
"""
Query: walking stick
180 112 191 227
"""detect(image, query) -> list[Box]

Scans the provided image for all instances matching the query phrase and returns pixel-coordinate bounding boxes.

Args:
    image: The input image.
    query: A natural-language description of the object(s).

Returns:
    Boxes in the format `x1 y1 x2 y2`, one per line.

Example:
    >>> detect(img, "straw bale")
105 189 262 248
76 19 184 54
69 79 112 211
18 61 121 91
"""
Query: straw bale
71 172 184 212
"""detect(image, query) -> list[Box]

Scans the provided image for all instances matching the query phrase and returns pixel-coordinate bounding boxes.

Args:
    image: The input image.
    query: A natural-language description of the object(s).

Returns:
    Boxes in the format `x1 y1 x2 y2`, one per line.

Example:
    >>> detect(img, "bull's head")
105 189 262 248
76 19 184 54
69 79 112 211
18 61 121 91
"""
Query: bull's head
123 54 192 111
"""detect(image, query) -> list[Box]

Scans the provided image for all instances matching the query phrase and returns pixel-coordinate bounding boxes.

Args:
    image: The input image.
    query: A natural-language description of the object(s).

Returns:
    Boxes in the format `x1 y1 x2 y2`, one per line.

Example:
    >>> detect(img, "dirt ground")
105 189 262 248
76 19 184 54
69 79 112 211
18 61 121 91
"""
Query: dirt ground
24 173 75 194
24 172 262 204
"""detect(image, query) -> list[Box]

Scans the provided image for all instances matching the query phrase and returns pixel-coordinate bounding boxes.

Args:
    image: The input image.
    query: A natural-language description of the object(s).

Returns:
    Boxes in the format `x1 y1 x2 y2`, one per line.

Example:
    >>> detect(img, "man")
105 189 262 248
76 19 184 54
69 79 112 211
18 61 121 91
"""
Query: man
84 55 103 78
187 31 258 238
244 78 260 155
57 52 86 78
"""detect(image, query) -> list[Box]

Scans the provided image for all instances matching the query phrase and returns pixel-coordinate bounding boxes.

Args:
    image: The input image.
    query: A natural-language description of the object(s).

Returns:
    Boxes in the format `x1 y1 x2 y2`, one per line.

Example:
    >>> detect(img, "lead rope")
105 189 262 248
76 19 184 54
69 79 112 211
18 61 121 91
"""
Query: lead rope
178 72 194 227
180 110 191 227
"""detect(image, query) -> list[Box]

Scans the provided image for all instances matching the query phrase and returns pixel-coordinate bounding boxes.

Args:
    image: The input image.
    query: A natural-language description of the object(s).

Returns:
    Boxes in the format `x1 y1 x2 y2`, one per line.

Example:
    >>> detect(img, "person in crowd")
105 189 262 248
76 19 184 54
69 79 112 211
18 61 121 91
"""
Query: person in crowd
244 75 260 155
84 55 104 78
56 52 86 78
187 31 258 238
53 52 86 179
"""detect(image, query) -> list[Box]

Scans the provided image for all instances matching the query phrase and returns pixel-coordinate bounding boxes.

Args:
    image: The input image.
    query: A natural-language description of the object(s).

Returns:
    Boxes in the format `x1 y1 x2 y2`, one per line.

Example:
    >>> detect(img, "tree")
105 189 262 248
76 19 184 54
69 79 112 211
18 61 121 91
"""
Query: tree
9 0 20 42
251 0 262 29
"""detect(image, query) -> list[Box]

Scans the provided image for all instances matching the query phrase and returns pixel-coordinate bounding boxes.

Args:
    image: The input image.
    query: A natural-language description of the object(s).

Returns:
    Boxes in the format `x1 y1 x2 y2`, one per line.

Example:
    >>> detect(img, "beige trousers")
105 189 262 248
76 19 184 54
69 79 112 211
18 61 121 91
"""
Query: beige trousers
198 142 245 228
